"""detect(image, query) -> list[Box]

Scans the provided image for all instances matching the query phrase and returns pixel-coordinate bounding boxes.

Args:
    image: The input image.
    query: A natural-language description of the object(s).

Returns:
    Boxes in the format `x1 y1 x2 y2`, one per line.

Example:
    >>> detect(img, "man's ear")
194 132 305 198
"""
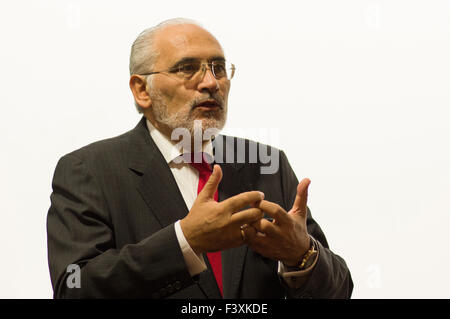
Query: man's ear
129 75 152 109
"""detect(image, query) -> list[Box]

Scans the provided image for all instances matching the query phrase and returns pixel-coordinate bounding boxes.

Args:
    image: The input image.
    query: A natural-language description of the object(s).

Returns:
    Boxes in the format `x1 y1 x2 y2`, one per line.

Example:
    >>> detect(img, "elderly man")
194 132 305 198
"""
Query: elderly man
47 18 353 299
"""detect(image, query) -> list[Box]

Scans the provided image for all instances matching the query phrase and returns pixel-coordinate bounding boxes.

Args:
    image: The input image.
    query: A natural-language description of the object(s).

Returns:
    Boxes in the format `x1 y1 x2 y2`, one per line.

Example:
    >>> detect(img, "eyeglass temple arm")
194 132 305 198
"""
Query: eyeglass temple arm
137 71 160 76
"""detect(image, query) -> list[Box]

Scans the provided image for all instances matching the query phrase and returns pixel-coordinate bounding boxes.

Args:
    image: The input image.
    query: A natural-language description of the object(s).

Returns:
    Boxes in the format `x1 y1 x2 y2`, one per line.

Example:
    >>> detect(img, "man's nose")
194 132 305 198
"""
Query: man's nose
197 65 219 93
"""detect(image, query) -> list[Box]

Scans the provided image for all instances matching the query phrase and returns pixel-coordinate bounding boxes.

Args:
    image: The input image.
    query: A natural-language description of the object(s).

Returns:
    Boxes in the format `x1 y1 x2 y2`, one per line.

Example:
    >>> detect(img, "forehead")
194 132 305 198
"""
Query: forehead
152 24 225 67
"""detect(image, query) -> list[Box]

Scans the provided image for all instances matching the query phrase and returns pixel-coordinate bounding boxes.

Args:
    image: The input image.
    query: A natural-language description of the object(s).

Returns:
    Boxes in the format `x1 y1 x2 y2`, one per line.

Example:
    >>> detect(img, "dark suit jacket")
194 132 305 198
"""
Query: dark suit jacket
47 116 353 299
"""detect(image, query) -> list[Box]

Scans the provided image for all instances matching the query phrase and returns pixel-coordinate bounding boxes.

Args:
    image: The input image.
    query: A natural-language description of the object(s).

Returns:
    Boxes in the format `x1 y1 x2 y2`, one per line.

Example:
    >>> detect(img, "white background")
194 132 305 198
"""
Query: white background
1 0 449 298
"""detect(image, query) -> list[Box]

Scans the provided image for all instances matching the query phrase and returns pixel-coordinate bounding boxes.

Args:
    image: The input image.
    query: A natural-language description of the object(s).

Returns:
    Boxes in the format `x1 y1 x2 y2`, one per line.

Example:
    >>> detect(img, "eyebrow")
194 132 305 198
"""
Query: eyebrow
170 56 226 69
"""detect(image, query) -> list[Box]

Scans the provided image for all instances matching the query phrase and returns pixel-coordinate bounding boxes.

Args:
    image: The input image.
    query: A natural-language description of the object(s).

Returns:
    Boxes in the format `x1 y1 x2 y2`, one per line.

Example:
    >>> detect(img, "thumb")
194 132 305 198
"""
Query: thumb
197 164 222 201
290 178 310 216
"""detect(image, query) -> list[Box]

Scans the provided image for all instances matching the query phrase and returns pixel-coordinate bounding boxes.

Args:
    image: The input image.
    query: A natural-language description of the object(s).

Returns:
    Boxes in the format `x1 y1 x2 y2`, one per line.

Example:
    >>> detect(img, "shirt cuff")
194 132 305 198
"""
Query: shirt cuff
174 220 207 277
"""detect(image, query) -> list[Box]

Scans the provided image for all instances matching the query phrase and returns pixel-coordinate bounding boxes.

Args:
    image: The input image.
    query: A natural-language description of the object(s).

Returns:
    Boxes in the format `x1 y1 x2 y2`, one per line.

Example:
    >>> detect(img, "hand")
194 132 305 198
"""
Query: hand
247 178 311 266
180 164 265 254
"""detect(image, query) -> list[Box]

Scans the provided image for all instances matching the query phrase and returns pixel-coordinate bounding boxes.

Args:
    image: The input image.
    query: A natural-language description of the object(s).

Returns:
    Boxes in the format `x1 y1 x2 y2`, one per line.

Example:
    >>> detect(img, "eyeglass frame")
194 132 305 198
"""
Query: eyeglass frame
138 60 236 81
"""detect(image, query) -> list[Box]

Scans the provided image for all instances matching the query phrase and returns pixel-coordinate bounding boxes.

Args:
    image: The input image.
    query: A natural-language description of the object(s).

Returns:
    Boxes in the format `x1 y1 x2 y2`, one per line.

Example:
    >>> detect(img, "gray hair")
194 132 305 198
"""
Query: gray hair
129 18 204 113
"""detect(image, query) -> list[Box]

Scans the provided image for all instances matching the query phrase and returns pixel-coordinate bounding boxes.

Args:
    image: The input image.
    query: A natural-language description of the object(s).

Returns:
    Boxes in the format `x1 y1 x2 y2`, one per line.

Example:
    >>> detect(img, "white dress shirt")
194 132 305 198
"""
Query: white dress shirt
146 119 317 288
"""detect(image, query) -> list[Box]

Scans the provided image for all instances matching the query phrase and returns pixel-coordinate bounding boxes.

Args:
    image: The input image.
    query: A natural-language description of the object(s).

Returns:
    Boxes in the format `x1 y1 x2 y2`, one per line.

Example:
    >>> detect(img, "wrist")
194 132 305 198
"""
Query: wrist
180 218 202 255
283 236 315 268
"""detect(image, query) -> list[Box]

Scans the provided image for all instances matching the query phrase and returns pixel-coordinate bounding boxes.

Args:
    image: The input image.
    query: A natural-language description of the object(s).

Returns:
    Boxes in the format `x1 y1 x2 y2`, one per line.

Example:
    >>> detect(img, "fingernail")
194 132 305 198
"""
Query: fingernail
259 191 265 199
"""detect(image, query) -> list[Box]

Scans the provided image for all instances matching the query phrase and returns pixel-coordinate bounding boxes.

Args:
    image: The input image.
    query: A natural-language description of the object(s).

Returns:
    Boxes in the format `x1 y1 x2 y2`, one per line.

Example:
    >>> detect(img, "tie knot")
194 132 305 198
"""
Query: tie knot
188 152 212 175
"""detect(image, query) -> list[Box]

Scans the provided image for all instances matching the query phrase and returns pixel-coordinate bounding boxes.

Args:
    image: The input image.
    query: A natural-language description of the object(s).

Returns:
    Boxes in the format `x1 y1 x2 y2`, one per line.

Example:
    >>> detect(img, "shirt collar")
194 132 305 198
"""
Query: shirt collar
146 119 214 164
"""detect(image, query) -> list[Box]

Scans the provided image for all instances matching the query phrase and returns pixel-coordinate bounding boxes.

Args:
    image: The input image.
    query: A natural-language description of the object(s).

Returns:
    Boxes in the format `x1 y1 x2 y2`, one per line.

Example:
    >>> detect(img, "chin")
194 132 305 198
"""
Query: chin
190 117 226 135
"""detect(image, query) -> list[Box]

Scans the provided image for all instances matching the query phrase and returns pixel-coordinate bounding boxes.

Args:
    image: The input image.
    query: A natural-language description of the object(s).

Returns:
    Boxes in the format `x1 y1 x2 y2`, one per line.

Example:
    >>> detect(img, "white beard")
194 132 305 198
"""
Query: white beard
149 87 228 136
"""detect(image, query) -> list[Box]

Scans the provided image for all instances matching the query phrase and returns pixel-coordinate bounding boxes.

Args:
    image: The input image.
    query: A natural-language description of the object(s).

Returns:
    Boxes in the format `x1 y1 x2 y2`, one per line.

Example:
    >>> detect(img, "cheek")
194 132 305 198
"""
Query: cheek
220 81 231 99
157 83 192 110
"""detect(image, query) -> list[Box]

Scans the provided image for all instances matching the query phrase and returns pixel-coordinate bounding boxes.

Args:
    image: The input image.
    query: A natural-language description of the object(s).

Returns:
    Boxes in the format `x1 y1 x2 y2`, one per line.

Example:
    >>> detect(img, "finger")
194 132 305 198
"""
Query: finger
291 178 311 215
241 224 258 242
230 207 263 226
221 191 265 212
257 200 290 225
249 218 278 236
197 165 222 201
246 235 272 257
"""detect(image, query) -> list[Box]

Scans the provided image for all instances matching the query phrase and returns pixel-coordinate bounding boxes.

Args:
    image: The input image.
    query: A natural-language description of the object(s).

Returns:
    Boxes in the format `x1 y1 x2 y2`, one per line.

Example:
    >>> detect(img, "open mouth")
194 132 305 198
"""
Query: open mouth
194 100 222 109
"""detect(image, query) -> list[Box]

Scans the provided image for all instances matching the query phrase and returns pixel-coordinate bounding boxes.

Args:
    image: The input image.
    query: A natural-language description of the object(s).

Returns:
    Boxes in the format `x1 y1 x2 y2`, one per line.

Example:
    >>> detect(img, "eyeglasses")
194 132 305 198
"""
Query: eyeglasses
139 61 235 81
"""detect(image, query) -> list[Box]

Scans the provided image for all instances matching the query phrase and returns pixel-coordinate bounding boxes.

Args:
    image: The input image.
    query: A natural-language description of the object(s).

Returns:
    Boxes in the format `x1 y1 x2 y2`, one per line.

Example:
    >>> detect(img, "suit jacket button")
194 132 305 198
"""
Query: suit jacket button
174 281 182 290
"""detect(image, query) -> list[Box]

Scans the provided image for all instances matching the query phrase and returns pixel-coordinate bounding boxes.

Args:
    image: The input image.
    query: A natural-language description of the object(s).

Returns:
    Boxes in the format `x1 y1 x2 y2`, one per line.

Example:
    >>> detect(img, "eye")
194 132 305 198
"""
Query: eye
213 62 226 77
178 63 199 75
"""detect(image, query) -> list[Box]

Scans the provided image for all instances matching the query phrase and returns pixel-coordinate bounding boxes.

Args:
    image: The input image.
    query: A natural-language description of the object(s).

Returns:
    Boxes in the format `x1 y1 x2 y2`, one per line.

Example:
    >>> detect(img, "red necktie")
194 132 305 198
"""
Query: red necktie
189 153 223 296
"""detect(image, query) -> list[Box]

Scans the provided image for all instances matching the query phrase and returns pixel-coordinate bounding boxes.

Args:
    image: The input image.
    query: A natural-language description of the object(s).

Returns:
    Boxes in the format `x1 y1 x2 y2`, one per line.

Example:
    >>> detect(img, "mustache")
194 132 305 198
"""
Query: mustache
190 94 225 110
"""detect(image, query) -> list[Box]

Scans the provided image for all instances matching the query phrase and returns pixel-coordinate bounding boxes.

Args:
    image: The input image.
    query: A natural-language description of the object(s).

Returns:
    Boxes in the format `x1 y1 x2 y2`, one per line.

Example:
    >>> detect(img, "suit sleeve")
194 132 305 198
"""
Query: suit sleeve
47 154 194 298
278 150 354 299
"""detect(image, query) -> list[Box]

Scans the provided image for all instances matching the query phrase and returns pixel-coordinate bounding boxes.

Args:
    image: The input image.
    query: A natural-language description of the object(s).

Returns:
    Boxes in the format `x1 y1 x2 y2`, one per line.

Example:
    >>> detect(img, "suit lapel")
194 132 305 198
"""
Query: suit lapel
128 117 189 228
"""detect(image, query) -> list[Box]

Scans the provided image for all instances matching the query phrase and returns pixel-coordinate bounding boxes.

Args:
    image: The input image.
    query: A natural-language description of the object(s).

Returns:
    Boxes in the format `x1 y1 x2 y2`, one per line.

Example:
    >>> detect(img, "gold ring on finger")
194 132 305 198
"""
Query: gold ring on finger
240 225 247 242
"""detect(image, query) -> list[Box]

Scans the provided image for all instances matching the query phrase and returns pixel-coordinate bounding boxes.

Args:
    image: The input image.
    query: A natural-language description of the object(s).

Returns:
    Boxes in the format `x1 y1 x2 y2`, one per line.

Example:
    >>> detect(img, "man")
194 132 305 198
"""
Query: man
47 18 353 299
